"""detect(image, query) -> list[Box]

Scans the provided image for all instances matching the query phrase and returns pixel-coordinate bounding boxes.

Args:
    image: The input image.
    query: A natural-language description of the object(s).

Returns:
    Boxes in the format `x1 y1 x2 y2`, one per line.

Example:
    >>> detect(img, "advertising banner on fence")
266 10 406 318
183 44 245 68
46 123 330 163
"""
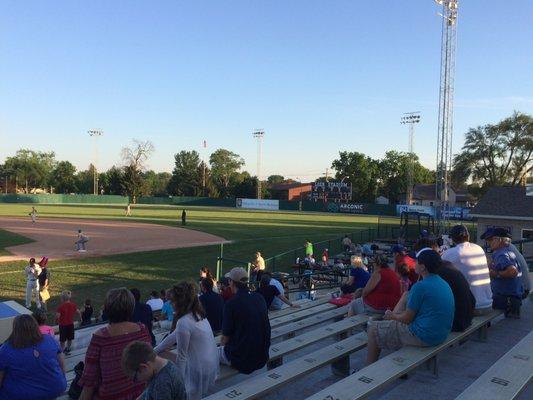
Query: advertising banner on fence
338 203 366 214
236 198 279 211
396 205 436 217
442 207 473 220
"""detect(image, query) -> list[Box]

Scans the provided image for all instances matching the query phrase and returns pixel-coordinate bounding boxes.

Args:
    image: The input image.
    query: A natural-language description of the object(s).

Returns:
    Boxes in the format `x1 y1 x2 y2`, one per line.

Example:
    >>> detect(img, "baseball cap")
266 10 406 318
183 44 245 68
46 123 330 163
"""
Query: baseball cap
481 227 511 240
391 244 405 253
225 267 249 283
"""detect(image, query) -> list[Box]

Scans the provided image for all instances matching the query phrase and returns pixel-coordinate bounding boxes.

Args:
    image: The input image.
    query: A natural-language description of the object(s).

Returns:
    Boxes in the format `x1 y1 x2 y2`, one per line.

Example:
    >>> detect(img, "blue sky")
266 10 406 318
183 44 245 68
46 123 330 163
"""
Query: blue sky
1 0 531 181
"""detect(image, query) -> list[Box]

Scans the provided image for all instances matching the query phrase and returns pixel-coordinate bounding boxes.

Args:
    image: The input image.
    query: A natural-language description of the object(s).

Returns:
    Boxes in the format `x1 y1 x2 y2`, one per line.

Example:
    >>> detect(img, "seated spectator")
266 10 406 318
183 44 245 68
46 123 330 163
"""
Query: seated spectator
366 249 454 365
78 287 152 400
251 251 266 282
342 235 352 252
33 309 55 337
268 274 287 310
347 255 401 317
199 267 220 293
199 277 224 333
130 288 155 346
56 290 81 355
158 289 175 330
122 341 187 400
257 274 300 309
154 282 219 400
341 255 370 294
483 228 524 318
80 298 94 326
0 314 66 399
392 244 419 285
146 290 164 312
443 225 493 315
321 248 329 267
362 243 373 256
397 264 412 294
219 267 271 374
303 254 316 266
219 277 234 302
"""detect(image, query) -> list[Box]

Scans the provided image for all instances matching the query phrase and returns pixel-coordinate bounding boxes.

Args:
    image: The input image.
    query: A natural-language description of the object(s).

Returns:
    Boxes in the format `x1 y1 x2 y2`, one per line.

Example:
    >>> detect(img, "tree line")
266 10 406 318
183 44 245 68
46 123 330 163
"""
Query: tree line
1 112 531 202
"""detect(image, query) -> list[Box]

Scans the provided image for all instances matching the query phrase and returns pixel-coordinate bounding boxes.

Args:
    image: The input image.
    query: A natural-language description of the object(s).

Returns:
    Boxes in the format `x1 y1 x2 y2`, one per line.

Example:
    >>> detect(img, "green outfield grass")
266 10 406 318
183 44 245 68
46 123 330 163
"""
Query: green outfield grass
0 228 35 256
0 203 390 316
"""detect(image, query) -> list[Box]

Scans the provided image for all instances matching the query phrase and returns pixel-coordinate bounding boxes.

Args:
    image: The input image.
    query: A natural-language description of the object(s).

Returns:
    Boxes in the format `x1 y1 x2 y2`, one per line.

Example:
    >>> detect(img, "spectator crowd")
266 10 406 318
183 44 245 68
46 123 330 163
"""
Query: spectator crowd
0 225 529 400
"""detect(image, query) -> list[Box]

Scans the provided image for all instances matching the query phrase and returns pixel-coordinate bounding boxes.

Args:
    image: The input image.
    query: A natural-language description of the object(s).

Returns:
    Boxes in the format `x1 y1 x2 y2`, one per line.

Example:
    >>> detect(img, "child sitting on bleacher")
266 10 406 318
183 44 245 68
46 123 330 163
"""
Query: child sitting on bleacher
33 309 55 337
80 298 93 326
122 341 187 400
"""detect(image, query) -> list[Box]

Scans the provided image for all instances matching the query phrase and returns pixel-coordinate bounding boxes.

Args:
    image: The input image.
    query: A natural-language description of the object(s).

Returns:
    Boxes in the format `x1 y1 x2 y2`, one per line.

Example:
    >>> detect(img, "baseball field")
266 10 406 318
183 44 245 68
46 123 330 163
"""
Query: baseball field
0 203 391 314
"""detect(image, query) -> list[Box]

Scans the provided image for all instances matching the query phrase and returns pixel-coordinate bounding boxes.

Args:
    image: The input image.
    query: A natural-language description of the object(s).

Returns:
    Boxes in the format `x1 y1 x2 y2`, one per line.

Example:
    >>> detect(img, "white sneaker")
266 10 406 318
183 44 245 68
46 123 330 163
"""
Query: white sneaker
78 249 87 253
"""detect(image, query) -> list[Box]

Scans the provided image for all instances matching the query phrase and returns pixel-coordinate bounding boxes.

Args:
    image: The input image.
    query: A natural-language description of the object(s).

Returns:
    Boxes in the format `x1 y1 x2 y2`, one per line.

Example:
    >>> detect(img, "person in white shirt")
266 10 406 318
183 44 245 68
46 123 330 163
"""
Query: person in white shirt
146 290 164 311
24 257 42 308
154 282 218 400
269 276 287 310
442 225 493 314
75 229 89 252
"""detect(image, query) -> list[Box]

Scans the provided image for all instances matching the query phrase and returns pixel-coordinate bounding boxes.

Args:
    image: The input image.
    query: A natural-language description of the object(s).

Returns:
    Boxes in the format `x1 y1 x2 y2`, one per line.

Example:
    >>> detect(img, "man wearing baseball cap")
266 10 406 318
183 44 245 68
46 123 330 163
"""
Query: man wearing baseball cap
219 267 271 374
482 227 523 318
481 228 530 298
442 225 493 315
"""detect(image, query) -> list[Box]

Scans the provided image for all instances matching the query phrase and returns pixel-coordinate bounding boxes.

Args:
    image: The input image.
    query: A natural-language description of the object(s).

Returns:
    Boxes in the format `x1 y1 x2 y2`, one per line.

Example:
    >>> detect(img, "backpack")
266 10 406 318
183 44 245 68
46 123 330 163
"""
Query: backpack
68 361 84 399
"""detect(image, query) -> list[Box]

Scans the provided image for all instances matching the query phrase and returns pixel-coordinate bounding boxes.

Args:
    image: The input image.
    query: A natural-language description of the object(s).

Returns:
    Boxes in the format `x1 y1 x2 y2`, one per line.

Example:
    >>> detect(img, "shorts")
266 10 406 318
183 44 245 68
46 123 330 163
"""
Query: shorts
59 324 75 342
370 320 427 351
349 297 385 315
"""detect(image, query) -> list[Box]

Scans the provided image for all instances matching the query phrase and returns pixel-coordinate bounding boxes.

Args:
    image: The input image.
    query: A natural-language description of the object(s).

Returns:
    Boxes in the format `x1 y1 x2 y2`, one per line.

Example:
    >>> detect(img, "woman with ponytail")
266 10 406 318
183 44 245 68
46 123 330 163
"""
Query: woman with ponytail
153 281 218 400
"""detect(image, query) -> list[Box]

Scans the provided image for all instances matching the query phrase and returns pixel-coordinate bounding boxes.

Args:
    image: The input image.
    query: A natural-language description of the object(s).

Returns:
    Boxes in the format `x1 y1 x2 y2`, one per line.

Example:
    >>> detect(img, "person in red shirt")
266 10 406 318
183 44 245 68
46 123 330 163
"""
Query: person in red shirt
56 290 81 354
392 244 419 286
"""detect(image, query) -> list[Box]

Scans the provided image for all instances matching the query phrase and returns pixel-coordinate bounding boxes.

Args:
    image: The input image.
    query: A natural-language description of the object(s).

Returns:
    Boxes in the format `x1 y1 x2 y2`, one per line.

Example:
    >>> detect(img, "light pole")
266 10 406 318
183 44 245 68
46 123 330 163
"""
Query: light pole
401 112 421 205
253 130 265 199
88 130 103 195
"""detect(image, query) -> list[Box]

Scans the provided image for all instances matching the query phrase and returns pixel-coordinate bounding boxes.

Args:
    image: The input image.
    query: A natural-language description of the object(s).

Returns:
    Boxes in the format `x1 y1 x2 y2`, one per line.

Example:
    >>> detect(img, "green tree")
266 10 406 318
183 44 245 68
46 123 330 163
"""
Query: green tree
232 172 258 198
75 165 96 194
143 170 172 196
267 175 285 185
453 111 533 189
378 151 434 203
331 151 380 202
167 151 203 196
3 150 56 192
209 149 245 197
100 166 124 195
122 165 144 202
51 161 77 193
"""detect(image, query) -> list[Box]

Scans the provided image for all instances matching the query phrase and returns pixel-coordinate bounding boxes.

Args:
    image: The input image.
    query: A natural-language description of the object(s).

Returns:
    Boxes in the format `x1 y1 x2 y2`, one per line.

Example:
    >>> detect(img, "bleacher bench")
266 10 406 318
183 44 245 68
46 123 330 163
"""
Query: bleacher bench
305 311 502 400
455 329 533 400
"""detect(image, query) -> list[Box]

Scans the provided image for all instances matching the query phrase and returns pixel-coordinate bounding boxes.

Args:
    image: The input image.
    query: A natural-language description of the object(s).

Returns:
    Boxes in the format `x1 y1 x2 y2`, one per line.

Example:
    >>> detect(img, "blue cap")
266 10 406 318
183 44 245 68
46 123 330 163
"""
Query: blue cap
481 227 511 240
391 244 405 253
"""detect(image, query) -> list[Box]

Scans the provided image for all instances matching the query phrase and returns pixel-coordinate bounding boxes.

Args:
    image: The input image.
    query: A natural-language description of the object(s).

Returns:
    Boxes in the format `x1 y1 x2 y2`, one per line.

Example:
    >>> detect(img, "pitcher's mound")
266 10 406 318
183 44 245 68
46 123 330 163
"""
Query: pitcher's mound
0 217 227 262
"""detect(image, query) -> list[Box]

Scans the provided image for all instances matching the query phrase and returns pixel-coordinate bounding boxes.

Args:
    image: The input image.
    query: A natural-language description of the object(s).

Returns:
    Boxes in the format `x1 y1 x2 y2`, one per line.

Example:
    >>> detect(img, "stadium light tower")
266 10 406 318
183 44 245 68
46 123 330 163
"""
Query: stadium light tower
88 130 104 195
253 129 265 199
434 0 459 233
401 112 421 205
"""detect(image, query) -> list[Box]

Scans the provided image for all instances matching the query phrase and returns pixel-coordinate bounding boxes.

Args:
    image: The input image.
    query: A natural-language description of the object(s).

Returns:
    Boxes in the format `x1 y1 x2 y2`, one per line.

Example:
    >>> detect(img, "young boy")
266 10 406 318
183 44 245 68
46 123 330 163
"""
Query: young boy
122 341 187 400
56 290 81 354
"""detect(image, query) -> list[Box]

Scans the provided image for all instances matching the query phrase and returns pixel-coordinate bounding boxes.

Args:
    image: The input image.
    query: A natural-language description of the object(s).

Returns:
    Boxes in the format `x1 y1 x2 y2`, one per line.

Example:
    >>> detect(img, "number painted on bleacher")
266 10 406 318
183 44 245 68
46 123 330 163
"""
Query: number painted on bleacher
321 395 340 400
268 372 281 379
326 328 334 332
224 389 243 398
490 377 510 386
271 347 279 352
358 375 373 384
512 354 530 361
334 345 344 350
304 358 316 363
392 356 406 364
298 321 305 325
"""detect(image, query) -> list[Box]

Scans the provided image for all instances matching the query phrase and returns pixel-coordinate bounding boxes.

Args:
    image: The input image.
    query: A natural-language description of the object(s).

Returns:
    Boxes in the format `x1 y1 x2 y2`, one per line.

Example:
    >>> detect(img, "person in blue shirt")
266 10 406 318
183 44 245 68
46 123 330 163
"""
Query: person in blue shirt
366 248 454 365
341 255 370 294
158 289 175 330
0 314 67 400
482 228 523 318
